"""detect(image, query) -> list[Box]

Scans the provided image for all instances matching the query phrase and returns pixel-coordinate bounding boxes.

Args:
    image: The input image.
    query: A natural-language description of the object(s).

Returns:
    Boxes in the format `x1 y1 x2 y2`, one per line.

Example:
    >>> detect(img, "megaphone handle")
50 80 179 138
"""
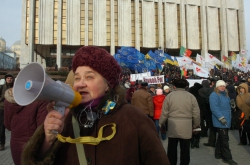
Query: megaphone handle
51 106 65 135
53 106 65 116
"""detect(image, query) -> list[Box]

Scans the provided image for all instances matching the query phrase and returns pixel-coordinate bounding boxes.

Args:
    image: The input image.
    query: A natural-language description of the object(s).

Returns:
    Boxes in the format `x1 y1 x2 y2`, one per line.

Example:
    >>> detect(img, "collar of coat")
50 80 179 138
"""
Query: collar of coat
71 85 127 116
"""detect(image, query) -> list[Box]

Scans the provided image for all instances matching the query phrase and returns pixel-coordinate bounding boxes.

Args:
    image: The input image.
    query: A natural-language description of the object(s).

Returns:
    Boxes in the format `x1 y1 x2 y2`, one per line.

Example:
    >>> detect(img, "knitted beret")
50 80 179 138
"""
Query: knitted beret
72 46 122 88
163 85 169 90
216 80 226 87
156 89 163 95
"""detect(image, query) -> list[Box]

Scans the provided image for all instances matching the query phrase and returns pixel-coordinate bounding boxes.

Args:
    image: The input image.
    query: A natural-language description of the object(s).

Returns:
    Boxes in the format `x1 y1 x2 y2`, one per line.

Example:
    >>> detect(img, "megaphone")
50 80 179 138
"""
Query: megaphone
13 62 82 114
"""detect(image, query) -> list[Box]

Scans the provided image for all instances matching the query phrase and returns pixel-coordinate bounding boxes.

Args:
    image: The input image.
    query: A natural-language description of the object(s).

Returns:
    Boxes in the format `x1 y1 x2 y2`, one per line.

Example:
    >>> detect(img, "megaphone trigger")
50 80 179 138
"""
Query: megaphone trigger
53 106 65 116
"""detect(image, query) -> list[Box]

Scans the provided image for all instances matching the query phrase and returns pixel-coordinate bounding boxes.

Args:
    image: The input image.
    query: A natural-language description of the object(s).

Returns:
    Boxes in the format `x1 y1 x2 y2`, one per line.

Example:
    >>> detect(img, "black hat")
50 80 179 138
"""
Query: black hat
149 85 156 88
141 82 148 87
4 73 14 80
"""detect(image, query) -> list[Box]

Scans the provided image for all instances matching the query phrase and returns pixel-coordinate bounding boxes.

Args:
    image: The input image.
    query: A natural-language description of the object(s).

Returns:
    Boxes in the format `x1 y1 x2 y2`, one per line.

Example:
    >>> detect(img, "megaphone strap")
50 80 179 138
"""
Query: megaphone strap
56 123 116 145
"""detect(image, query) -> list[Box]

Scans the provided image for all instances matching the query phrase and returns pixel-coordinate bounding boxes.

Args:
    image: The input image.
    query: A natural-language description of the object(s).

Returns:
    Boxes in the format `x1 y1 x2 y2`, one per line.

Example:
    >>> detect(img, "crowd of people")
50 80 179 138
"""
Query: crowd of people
0 45 250 165
121 66 250 165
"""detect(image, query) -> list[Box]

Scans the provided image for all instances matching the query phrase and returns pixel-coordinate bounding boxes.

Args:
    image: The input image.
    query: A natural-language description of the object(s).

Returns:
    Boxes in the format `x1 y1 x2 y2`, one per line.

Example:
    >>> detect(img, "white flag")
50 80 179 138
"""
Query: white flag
196 54 205 67
205 53 224 65
176 56 193 67
192 63 209 78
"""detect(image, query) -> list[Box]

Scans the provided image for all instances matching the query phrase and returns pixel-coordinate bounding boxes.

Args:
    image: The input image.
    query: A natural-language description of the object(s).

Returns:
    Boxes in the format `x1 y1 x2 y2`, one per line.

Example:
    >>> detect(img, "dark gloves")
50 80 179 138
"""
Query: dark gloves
220 118 227 125
160 124 166 134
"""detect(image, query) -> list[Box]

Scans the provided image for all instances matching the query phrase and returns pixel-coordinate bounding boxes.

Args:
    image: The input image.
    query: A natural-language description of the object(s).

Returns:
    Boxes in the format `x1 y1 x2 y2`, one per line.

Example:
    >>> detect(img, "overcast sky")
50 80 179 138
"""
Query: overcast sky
0 0 249 54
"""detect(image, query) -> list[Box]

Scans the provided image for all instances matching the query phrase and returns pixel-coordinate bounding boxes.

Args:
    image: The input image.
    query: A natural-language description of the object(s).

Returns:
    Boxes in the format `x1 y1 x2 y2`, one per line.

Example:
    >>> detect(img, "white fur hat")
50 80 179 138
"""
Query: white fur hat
216 80 226 87
163 85 169 90
156 89 163 95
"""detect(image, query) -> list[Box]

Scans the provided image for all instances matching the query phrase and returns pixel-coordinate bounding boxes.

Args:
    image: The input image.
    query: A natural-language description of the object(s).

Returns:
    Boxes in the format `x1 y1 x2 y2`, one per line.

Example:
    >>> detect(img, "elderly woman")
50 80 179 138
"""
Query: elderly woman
209 80 237 165
21 46 169 165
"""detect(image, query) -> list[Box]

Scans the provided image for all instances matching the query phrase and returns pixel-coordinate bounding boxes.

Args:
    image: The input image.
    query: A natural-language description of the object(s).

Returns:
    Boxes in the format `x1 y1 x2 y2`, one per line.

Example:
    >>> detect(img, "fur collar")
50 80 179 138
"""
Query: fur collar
71 85 126 117
4 88 16 103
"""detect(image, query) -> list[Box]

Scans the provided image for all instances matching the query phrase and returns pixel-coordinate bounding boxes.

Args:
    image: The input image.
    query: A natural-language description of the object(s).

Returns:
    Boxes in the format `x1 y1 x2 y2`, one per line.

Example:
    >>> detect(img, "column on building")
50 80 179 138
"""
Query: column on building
220 0 229 61
142 0 155 47
179 0 186 47
110 0 115 55
164 1 178 49
28 0 35 63
66 0 81 45
158 0 164 50
238 0 246 52
57 0 62 69
118 0 132 47
186 2 200 50
135 0 140 51
85 0 89 46
200 0 208 57
93 0 106 46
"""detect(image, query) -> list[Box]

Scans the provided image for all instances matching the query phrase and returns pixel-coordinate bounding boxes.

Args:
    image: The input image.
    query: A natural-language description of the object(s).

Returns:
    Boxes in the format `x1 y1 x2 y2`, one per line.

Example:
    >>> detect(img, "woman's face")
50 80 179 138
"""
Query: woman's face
73 66 109 103
217 85 226 92
240 87 245 94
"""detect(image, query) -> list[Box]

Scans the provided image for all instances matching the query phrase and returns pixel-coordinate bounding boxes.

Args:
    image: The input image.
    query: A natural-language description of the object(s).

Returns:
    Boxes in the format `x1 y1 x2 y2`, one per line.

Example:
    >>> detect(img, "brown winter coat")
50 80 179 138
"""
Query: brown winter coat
236 83 250 120
21 85 169 165
4 88 48 165
131 87 154 116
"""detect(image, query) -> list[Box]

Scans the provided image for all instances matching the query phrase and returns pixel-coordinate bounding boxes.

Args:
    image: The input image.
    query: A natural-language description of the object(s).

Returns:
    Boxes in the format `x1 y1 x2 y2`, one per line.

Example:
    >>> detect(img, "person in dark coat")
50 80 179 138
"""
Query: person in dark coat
4 88 48 165
199 79 217 147
21 46 170 165
226 80 238 130
125 84 135 104
189 83 203 149
0 73 14 151
132 82 155 119
148 85 156 96
198 80 210 137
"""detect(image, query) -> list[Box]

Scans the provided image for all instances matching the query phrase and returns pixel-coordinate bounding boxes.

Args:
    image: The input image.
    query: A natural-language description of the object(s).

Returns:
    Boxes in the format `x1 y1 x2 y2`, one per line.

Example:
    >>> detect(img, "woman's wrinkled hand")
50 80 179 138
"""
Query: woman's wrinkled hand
44 102 70 144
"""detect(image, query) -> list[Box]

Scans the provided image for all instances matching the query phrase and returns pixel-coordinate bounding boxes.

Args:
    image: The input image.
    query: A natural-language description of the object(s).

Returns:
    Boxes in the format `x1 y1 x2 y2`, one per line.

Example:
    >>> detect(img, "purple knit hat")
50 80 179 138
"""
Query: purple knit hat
72 46 122 88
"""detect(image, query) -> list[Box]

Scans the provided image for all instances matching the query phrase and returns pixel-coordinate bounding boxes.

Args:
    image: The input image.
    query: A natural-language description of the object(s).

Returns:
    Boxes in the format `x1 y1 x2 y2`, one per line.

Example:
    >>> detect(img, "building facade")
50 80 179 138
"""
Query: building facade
11 41 21 69
0 38 6 52
20 0 246 69
0 52 17 70
0 38 17 70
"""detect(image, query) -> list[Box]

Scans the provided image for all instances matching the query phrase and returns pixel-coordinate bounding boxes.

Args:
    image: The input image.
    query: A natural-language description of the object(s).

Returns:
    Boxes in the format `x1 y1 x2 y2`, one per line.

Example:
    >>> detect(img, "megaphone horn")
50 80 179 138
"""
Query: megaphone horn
13 62 82 114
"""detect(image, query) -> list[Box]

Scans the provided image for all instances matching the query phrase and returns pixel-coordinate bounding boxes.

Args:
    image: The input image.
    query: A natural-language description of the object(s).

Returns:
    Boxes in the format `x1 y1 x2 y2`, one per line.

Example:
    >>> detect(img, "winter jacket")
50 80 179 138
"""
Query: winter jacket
21 85 170 165
153 95 165 120
209 91 231 128
4 88 48 165
160 88 200 139
131 88 154 117
236 83 250 120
